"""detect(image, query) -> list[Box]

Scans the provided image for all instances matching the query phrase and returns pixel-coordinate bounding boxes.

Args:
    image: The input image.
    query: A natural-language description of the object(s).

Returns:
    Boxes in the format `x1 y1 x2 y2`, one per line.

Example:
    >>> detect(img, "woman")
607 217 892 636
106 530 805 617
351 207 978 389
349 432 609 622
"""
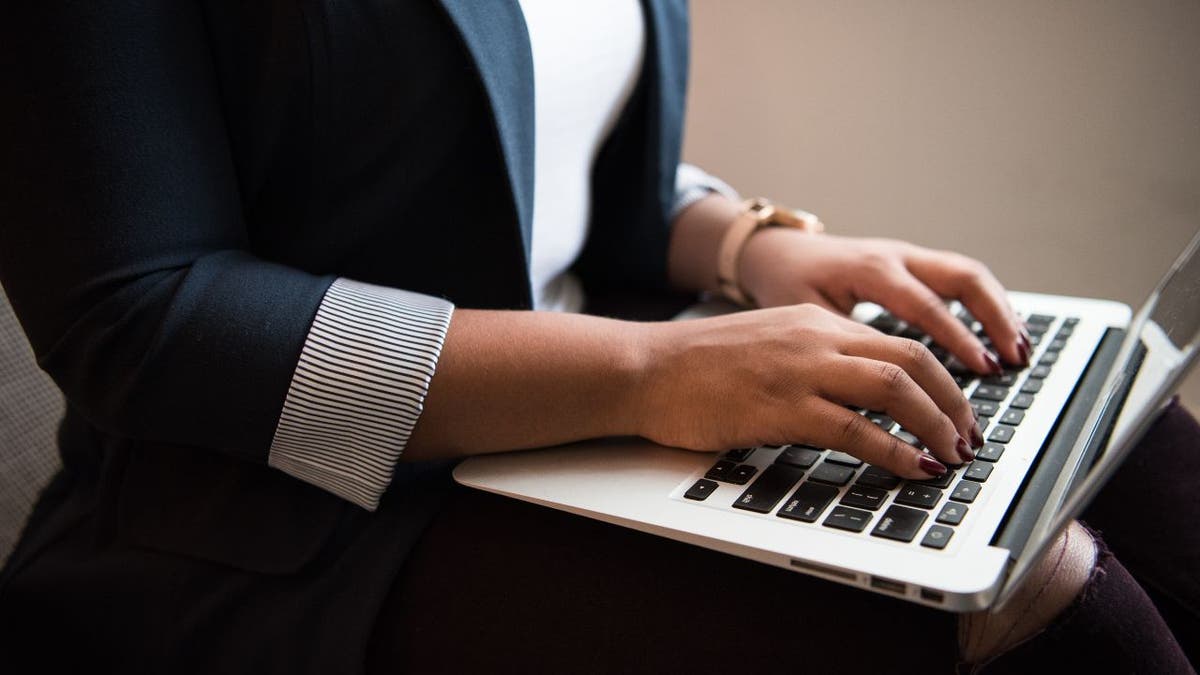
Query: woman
0 1 1195 672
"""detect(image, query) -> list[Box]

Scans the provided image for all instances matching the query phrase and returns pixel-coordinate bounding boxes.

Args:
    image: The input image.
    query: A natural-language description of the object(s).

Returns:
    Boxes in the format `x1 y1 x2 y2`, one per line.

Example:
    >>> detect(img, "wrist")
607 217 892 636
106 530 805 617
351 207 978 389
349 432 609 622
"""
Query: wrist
667 193 744 294
715 198 824 307
738 226 798 307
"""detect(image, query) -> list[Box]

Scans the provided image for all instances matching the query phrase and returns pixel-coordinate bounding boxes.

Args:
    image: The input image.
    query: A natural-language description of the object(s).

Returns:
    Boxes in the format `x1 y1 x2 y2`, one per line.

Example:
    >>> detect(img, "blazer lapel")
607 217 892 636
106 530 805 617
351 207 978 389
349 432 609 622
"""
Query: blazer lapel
436 1 535 269
644 0 689 225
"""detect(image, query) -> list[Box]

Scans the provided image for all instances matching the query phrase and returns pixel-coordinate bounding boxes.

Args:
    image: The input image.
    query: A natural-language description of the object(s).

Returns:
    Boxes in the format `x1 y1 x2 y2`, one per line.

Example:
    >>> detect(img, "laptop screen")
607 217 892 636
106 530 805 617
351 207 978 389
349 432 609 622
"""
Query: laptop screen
996 229 1200 605
1056 228 1200 539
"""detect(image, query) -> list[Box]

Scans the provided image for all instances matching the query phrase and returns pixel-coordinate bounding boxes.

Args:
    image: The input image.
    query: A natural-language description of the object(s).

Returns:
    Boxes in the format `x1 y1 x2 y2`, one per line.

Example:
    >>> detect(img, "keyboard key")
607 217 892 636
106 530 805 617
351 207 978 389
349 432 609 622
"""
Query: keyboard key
964 462 993 482
970 399 1000 418
1021 378 1044 394
705 460 737 482
895 485 943 509
972 385 1009 402
777 445 822 469
1064 317 1079 326
976 415 991 433
869 314 902 334
866 411 896 432
1009 393 1036 409
1027 314 1056 325
914 468 955 489
857 466 901 490
1026 323 1049 336
1030 364 1052 379
975 443 1006 462
952 373 975 389
950 481 982 503
684 479 719 501
733 465 804 514
893 429 922 448
936 502 968 525
823 506 873 533
921 525 955 549
840 485 889 511
724 447 755 462
778 482 838 522
945 356 974 376
988 425 1016 444
871 505 929 542
731 464 758 485
982 372 1018 387
809 461 856 486
898 326 928 342
826 451 863 467
1000 409 1025 426
1038 352 1059 367
1048 338 1067 351
1056 325 1075 338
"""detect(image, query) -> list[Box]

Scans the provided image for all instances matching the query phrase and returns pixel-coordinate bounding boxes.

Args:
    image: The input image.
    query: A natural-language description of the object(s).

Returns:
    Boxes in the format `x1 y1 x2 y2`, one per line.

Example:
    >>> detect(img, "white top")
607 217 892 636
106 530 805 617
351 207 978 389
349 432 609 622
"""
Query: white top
519 0 646 312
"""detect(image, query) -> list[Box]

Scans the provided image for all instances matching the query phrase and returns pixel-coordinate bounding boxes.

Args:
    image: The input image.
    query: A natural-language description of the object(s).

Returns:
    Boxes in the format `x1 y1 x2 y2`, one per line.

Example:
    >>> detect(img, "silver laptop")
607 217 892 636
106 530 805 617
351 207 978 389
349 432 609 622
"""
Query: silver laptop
454 230 1200 611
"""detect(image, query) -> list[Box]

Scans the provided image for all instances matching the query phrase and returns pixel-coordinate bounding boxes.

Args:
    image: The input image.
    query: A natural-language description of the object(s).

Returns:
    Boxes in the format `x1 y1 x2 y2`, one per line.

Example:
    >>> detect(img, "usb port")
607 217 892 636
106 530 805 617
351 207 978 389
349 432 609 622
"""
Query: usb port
920 588 945 604
870 576 906 594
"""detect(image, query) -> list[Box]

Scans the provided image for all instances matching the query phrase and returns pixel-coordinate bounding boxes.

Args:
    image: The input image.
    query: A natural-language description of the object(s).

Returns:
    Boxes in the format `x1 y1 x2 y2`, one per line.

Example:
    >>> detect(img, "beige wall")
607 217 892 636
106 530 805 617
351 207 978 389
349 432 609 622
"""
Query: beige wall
684 0 1200 411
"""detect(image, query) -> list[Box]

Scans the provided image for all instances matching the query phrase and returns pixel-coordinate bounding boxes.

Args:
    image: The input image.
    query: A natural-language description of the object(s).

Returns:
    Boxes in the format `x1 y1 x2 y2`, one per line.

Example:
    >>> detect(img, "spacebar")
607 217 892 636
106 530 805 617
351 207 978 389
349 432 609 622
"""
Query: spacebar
732 464 804 513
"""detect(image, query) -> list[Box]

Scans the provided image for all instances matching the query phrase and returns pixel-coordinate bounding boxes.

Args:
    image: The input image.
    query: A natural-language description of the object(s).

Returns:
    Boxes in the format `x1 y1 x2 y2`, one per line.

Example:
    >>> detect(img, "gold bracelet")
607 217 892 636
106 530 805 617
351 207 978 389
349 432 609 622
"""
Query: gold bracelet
715 198 824 307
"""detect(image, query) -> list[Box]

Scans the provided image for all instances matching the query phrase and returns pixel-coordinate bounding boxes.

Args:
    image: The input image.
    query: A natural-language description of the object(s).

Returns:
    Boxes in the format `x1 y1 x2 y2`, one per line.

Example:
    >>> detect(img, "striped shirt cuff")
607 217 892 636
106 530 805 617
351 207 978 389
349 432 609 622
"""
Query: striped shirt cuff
268 278 454 510
671 163 740 220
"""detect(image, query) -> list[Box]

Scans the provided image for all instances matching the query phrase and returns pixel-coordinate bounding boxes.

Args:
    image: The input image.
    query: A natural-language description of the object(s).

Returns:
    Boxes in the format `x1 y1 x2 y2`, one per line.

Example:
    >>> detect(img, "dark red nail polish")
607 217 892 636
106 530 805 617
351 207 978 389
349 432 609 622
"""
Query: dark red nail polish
1020 326 1032 344
1017 340 1031 365
982 350 1003 375
919 455 948 477
956 436 975 463
970 423 984 448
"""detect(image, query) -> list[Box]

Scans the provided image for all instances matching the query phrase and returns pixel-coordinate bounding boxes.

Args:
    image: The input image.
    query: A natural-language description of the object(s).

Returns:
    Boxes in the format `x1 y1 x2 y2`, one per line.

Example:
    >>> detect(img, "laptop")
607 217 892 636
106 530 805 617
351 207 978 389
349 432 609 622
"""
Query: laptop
454 230 1200 611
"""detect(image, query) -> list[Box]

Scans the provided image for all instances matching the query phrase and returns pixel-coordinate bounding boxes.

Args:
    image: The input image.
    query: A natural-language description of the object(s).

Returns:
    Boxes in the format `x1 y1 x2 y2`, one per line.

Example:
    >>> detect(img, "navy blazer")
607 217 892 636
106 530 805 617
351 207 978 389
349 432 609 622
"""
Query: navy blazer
0 0 688 668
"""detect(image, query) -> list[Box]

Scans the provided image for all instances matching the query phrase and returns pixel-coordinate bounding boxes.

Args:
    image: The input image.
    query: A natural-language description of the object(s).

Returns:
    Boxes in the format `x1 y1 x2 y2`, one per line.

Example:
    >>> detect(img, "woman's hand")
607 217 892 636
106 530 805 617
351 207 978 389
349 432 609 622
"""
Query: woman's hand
634 304 982 478
739 229 1031 374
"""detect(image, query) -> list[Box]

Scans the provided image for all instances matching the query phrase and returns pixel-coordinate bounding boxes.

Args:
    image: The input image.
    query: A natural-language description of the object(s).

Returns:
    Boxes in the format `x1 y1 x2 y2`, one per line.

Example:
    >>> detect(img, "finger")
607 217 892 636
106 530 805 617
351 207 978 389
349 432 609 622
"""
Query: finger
798 398 950 479
841 333 983 447
817 355 974 465
871 266 1000 376
907 252 1028 367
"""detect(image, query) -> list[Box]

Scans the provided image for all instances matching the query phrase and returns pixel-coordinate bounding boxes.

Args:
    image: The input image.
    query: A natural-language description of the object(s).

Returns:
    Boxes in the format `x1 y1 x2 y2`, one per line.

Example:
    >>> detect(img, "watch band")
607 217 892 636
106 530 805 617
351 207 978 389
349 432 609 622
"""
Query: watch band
715 198 824 307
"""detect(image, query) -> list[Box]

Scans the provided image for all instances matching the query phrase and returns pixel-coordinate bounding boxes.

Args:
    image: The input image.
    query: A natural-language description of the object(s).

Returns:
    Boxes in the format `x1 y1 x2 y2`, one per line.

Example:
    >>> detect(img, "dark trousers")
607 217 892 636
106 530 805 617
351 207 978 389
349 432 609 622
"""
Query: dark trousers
3 403 1197 673
367 401 1200 674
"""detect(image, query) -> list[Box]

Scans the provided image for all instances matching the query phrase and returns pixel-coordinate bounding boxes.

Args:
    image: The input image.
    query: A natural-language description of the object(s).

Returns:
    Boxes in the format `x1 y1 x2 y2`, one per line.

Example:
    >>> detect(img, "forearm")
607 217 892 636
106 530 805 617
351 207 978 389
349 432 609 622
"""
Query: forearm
403 309 650 461
666 193 742 294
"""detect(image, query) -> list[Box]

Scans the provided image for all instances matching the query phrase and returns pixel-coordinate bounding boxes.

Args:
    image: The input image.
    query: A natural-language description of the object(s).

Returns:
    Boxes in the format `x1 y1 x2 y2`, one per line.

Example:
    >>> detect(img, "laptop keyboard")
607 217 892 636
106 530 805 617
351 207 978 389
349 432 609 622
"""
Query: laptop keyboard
682 308 1080 550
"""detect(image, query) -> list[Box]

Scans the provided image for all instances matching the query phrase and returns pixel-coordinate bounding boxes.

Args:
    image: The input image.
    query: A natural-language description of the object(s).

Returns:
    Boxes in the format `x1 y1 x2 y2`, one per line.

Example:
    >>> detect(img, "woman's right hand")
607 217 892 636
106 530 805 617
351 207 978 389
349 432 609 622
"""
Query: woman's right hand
633 303 983 479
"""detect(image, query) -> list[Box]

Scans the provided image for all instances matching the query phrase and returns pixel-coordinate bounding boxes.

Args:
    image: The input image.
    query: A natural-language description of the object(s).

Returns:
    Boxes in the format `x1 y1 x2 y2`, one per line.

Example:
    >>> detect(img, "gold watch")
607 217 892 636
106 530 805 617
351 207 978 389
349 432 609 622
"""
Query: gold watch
715 198 824 307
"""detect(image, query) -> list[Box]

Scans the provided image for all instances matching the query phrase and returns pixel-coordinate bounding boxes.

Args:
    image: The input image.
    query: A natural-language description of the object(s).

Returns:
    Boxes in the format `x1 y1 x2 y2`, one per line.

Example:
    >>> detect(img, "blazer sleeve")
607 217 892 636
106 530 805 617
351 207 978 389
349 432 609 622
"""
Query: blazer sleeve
0 2 451 510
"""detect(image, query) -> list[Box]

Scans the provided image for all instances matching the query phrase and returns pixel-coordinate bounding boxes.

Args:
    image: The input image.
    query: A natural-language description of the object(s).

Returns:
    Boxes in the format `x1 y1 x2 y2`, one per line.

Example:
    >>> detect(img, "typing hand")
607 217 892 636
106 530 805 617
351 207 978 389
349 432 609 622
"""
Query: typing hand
738 230 1031 374
634 304 983 479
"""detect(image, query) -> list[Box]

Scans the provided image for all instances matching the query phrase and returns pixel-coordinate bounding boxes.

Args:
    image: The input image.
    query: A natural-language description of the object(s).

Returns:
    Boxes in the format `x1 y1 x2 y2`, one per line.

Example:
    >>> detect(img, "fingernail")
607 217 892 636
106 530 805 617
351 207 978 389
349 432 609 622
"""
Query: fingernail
918 454 948 477
1016 340 1030 365
1020 326 1032 344
956 436 975 463
970 422 984 448
982 350 1003 375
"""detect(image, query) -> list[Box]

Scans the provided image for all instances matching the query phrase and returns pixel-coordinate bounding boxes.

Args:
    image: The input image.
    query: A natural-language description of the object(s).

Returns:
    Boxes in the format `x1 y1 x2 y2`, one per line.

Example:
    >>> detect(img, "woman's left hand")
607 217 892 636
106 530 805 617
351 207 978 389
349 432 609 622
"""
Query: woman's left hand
738 228 1031 375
